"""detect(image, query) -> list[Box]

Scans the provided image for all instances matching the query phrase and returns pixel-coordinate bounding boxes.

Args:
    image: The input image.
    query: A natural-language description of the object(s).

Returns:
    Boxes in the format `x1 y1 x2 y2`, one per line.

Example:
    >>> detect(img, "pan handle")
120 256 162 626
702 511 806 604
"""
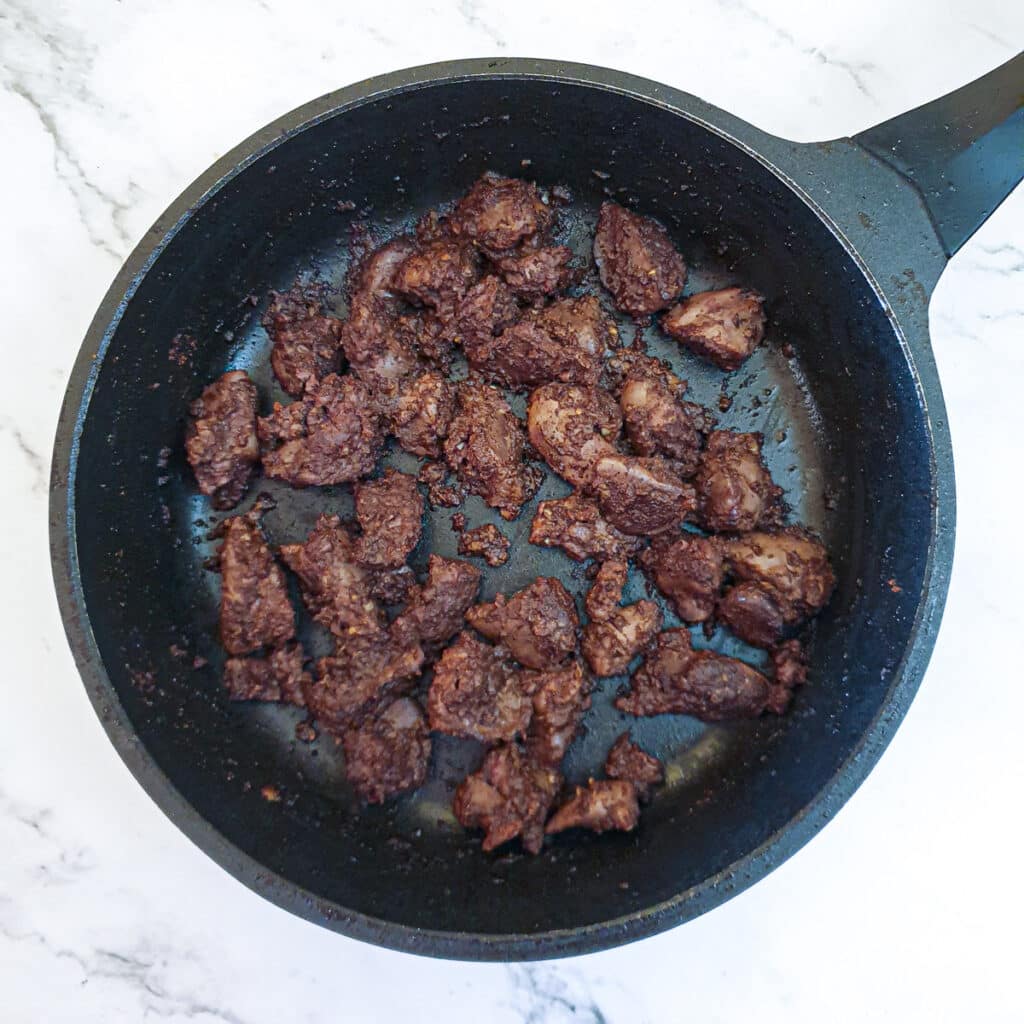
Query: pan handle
854 52 1023 258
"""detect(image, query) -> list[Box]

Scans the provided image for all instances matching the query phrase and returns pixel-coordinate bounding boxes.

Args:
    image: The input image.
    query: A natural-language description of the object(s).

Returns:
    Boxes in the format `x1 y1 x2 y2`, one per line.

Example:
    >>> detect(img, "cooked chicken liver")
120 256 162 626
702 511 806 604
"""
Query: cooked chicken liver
529 494 644 563
342 698 431 804
453 742 561 854
662 287 766 371
186 370 259 510
546 780 640 835
604 733 664 801
593 202 687 317
427 631 533 743
615 628 792 720
218 509 294 656
262 288 343 397
259 374 382 487
444 382 542 519
188 174 836 858
466 578 579 671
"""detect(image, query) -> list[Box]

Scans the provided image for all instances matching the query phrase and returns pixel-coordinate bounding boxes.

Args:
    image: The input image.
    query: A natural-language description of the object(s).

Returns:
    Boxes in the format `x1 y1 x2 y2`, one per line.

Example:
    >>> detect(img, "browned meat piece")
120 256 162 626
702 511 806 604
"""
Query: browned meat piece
427 631 533 742
432 487 464 508
352 469 424 569
582 601 662 677
639 533 724 623
466 295 611 391
348 236 419 310
724 528 835 621
418 459 447 488
308 627 424 731
546 780 639 835
337 299 422 402
522 660 591 767
368 565 417 605
694 431 783 533
262 289 343 397
450 174 553 255
615 628 791 720
771 639 808 689
457 524 510 567
662 287 766 371
593 202 687 317
415 208 451 243
279 514 382 637
468 321 594 392
620 376 704 477
391 371 457 458
443 382 542 520
466 578 579 671
591 455 697 536
452 275 521 349
453 743 561 854
529 494 644 562
526 383 621 488
259 374 382 487
493 245 576 299
400 308 454 368
218 510 294 655
604 734 664 801
531 294 614 368
585 559 629 622
717 581 787 648
223 643 309 705
255 391 308 443
604 345 685 398
186 371 259 510
392 555 481 647
344 236 435 383
392 238 480 315
684 401 719 437
341 697 431 804
421 467 464 509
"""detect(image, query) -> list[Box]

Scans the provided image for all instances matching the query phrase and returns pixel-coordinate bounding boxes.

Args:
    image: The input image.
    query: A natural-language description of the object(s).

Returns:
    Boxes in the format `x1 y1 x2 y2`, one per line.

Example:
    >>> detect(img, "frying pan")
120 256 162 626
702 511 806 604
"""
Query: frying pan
50 56 1023 960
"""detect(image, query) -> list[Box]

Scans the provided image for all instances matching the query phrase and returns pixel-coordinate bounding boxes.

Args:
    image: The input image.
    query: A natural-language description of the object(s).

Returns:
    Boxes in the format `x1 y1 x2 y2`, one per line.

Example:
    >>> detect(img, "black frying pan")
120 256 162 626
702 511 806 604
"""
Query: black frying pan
50 56 1023 960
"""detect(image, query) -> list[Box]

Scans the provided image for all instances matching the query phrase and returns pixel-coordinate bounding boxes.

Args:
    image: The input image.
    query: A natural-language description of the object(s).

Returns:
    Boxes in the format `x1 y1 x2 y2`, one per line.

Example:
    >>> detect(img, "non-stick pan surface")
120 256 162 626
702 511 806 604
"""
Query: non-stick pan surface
51 58 1022 959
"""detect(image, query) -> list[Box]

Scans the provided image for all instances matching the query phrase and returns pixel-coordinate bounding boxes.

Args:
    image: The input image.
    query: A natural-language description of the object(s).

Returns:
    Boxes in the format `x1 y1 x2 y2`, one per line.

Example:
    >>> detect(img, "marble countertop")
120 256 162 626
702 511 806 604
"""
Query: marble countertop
2 1 1022 1020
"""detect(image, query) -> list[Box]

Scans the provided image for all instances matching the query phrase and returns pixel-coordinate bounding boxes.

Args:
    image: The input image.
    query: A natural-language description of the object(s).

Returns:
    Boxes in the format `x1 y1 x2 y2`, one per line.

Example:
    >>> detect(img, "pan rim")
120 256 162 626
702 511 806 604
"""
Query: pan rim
49 56 955 961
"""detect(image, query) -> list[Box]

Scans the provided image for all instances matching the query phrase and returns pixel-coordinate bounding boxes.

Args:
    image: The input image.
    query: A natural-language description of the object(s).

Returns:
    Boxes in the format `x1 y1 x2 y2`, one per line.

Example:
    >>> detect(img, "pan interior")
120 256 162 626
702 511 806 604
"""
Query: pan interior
71 78 933 938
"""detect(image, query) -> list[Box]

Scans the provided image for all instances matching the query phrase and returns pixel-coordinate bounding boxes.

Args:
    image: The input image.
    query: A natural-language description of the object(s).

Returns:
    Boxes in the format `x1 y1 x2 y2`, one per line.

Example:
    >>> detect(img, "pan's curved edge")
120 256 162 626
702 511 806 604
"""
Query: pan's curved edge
49 57 956 961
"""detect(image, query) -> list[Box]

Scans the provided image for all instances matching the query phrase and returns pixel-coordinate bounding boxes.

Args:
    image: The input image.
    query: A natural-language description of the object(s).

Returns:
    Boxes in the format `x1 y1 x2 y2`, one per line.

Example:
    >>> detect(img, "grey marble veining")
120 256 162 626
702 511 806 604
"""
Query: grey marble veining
1 1 1022 1021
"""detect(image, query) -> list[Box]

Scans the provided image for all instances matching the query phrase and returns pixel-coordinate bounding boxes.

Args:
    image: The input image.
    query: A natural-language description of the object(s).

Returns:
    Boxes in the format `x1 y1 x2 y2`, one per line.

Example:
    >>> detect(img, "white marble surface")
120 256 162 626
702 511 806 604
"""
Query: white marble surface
2 1 1023 1020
